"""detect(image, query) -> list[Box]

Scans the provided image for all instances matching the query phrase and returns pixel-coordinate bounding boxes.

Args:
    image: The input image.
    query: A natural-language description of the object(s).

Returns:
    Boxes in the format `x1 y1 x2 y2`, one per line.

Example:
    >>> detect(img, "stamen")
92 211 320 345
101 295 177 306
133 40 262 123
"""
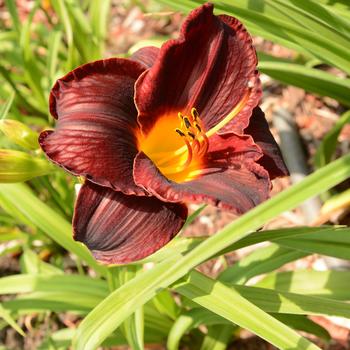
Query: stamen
190 134 201 153
192 139 200 153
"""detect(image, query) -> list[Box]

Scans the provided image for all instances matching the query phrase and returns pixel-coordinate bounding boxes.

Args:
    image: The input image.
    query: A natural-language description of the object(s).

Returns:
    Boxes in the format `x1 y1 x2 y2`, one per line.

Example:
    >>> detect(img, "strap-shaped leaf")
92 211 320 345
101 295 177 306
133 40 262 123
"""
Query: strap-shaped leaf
174 271 323 350
258 270 350 300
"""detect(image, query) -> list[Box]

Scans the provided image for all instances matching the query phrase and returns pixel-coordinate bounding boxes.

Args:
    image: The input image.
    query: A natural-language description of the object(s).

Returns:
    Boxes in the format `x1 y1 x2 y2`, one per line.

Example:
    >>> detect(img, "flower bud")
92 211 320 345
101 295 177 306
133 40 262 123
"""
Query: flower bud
0 120 39 150
0 149 54 183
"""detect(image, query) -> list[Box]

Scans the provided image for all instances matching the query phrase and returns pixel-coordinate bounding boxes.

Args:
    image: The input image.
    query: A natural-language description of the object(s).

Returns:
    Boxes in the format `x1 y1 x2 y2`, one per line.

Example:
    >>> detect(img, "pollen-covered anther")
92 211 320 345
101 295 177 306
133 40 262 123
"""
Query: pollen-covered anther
174 108 209 165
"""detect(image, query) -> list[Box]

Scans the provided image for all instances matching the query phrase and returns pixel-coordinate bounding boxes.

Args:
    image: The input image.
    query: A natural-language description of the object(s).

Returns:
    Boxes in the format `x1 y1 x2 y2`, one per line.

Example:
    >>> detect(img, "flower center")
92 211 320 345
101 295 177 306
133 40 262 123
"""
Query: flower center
138 88 252 183
155 108 209 174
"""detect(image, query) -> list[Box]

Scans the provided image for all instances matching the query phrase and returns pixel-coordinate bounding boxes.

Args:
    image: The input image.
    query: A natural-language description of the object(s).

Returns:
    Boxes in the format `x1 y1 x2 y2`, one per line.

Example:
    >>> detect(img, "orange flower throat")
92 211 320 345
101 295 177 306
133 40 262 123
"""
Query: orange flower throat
138 88 252 183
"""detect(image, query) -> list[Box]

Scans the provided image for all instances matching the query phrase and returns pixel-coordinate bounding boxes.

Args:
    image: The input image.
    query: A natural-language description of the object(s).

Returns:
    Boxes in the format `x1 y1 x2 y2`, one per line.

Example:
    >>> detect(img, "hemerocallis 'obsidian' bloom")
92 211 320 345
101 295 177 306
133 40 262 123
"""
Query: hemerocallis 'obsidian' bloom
39 3 288 264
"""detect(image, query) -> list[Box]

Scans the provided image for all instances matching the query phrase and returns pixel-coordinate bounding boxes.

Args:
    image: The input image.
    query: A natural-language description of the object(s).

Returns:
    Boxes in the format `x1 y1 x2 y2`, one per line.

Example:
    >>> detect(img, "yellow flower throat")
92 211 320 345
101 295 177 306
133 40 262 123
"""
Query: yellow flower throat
138 88 251 183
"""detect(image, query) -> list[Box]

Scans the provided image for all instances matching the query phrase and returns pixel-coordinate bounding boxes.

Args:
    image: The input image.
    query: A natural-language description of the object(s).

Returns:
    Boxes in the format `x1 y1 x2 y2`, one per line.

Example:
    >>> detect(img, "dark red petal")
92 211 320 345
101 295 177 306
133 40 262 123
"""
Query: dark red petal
131 46 160 69
245 107 289 179
134 133 271 214
40 58 145 195
135 3 261 136
73 181 188 265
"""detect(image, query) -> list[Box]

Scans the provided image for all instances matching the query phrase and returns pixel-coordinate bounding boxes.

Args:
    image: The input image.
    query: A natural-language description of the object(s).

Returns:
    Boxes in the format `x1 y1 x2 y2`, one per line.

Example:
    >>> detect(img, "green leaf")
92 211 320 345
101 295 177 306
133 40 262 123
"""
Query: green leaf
153 290 180 320
74 153 350 350
51 0 75 70
19 0 47 109
200 324 233 350
176 272 350 328
233 285 350 318
63 0 98 61
272 314 330 341
4 0 21 35
174 271 322 350
0 273 169 345
115 267 145 350
89 0 111 54
0 303 25 336
262 0 350 42
4 292 102 312
225 226 350 253
38 328 127 350
183 204 206 229
123 307 144 350
0 274 108 297
135 236 204 265
20 248 63 275
167 308 231 350
258 57 350 106
257 270 350 300
293 0 350 35
314 110 350 167
321 188 350 216
276 230 350 261
0 91 15 120
219 243 308 285
0 228 26 243
0 66 45 116
47 29 63 87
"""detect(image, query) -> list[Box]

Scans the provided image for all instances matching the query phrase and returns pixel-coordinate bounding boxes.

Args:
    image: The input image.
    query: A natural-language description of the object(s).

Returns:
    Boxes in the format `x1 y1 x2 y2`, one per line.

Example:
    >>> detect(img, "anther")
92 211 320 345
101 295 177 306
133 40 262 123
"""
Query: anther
183 117 192 129
187 131 196 139
175 128 185 137
194 123 201 132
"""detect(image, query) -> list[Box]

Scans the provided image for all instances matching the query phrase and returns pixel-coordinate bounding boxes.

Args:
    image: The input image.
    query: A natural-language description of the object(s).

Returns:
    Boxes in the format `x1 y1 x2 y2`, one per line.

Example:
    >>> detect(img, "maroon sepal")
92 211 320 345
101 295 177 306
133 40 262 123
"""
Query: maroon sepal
73 182 188 264
40 58 146 195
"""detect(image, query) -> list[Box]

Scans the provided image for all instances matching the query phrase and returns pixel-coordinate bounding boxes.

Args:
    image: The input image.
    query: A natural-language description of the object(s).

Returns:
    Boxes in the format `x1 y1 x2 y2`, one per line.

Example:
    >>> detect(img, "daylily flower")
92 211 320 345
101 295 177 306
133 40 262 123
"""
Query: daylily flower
39 3 288 264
